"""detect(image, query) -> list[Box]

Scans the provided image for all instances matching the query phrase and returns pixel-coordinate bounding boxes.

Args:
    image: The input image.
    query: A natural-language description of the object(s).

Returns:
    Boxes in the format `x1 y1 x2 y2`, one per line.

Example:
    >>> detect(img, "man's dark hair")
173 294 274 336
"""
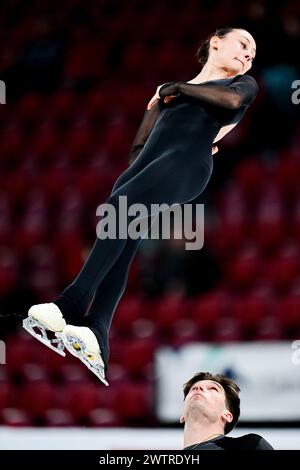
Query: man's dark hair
196 27 242 65
183 371 241 434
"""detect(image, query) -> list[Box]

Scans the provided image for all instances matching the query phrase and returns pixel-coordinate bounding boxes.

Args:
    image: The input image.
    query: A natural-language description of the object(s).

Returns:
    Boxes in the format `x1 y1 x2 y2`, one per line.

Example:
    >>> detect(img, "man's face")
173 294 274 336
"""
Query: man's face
180 380 233 427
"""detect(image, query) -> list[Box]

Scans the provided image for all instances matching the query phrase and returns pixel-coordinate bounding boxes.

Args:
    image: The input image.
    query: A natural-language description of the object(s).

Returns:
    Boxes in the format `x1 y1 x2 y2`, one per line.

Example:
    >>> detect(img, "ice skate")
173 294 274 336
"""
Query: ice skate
62 325 109 386
22 303 67 357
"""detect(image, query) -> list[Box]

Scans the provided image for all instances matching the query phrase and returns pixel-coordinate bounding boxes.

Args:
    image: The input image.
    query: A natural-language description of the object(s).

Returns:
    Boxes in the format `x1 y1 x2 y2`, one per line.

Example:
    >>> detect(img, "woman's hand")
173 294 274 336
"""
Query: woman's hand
147 84 219 156
147 84 164 110
212 145 219 155
147 83 179 110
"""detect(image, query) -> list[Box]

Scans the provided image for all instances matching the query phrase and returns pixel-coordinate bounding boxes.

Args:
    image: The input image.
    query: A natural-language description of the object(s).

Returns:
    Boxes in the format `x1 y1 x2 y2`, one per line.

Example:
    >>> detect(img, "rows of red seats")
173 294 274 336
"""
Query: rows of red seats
1 281 300 427
0 0 216 80
2 237 300 298
0 330 155 427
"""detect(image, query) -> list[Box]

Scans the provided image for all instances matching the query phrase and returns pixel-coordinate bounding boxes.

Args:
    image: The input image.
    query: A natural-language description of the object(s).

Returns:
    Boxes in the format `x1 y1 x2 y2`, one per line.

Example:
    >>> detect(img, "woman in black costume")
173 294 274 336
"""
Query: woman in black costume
23 27 258 385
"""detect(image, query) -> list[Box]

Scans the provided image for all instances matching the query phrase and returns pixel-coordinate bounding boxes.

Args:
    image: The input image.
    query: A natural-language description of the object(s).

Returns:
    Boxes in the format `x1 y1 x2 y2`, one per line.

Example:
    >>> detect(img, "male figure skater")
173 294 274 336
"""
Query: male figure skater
181 371 274 450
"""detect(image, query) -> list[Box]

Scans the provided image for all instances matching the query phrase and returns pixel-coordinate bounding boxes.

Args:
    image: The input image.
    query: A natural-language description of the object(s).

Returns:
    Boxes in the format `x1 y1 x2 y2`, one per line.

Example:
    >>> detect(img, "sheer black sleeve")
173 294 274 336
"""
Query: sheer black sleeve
227 75 259 105
159 74 259 110
128 101 161 165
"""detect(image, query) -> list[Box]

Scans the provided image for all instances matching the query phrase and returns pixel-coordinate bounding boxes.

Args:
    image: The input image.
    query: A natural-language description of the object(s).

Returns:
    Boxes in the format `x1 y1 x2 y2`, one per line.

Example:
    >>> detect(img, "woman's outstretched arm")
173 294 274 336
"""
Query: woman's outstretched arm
158 75 259 109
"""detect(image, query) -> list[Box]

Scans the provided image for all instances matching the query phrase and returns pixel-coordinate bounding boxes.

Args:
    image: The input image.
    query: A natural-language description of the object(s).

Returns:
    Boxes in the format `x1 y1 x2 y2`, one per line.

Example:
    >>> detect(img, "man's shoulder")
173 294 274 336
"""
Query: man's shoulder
184 433 274 451
227 433 274 450
236 432 263 440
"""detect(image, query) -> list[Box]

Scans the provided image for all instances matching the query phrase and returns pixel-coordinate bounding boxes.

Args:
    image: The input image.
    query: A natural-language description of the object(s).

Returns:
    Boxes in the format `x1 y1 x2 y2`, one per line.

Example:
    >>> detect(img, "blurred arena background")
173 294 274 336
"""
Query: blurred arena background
0 0 300 450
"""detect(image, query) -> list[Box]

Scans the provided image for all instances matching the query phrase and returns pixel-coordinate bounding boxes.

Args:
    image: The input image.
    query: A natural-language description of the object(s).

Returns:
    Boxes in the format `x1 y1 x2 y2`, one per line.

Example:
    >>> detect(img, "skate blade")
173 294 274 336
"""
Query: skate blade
62 332 109 386
22 317 66 357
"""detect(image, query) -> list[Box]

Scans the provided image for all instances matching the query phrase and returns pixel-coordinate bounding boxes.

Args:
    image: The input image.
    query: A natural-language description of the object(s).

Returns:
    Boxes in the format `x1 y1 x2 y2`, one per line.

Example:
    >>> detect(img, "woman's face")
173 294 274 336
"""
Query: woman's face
210 29 256 75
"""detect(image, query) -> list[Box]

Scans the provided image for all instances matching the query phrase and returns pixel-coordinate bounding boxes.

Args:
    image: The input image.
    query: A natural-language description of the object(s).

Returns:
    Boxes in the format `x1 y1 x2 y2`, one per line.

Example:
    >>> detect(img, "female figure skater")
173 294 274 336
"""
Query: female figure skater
23 27 258 385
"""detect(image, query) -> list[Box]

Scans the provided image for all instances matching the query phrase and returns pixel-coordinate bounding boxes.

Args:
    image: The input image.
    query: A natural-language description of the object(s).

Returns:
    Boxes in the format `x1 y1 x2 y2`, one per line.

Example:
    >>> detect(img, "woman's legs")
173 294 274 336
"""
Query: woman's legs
53 150 156 322
82 215 157 369
54 151 213 340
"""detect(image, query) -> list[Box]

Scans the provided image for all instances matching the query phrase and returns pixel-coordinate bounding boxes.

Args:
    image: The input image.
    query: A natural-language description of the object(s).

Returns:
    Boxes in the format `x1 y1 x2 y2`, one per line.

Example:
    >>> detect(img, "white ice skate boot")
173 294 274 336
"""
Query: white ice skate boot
62 325 108 386
22 303 67 356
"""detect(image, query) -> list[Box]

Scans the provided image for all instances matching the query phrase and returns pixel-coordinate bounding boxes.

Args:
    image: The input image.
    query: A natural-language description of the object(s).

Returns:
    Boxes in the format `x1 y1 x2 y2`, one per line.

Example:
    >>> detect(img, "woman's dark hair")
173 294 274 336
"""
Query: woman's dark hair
183 371 241 434
196 27 240 66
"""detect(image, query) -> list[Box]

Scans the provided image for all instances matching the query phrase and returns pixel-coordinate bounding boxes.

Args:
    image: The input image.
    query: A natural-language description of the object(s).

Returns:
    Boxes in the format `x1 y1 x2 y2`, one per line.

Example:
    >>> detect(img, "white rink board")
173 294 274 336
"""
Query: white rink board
155 341 300 422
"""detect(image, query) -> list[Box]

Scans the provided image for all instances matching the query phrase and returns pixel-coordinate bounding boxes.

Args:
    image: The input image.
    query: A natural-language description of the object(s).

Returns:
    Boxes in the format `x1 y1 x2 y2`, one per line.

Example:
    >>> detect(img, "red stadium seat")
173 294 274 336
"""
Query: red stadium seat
49 90 76 121
87 408 121 427
18 363 49 382
56 381 98 421
222 243 263 290
121 43 148 76
5 333 32 376
119 337 157 379
31 342 68 380
120 85 150 116
0 408 32 427
213 183 248 254
192 289 233 331
26 245 58 298
64 42 105 81
231 285 277 332
274 290 300 334
0 247 18 296
105 363 130 386
254 182 286 251
17 93 42 122
85 90 110 121
273 154 300 199
58 363 92 383
153 294 186 334
29 118 58 156
254 314 283 341
154 39 180 76
15 190 49 251
3 168 33 202
113 295 144 334
233 158 265 202
44 408 76 427
0 122 24 162
170 318 203 346
113 381 153 424
211 316 244 342
130 318 157 340
75 164 113 204
261 242 299 292
17 380 56 419
291 191 300 239
0 193 13 244
0 378 12 410
41 167 70 202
